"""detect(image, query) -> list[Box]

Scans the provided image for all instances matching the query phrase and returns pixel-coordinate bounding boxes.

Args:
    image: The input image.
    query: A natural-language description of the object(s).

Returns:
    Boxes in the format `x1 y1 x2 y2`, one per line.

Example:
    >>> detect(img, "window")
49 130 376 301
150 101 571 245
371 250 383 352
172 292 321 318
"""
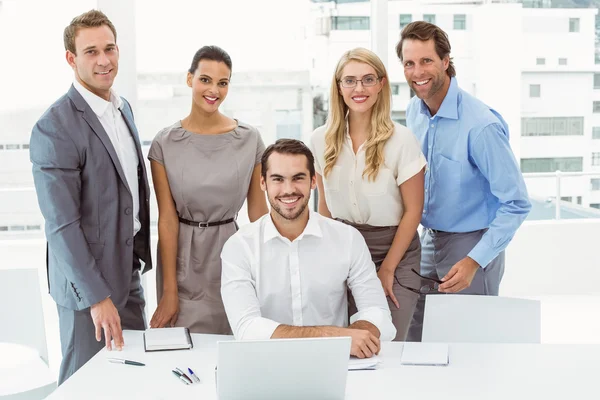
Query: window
520 157 583 173
423 14 436 24
26 225 41 231
521 117 583 136
275 110 303 141
536 58 545 65
594 102 600 113
591 203 600 209
593 152 600 166
558 58 568 65
453 14 466 30
331 16 370 30
594 73 600 89
391 84 400 95
577 196 582 205
399 14 412 29
593 127 600 139
591 178 600 191
569 18 580 33
529 84 541 98
21 144 29 149
560 196 572 202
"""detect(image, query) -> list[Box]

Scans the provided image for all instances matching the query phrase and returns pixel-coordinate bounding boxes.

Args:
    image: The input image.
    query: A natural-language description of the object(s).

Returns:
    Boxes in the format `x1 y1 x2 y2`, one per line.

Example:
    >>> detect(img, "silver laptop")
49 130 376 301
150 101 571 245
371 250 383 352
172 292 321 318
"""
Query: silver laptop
216 337 351 400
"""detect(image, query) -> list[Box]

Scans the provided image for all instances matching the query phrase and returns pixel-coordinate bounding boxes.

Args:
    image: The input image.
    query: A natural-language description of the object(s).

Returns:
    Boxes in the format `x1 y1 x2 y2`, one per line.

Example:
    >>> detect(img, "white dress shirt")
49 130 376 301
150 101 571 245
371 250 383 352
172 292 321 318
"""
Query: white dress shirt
73 80 140 235
309 122 426 227
220 210 396 341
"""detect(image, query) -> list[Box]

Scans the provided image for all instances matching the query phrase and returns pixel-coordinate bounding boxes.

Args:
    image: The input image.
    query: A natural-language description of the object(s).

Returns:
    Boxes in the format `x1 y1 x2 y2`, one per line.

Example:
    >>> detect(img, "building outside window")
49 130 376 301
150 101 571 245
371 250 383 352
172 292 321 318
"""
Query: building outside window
591 178 600 191
594 73 600 89
591 203 600 209
569 17 580 32
521 117 583 136
391 84 400 95
453 14 466 30
559 58 568 65
536 58 545 65
399 14 412 29
520 157 583 173
593 127 600 139
423 14 435 24
529 84 541 98
331 16 369 30
594 101 600 113
593 152 600 166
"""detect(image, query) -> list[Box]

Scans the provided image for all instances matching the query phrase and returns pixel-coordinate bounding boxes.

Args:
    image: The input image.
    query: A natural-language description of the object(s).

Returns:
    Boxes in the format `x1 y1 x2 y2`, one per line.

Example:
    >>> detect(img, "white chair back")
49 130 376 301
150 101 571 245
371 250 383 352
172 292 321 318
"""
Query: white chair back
0 268 49 363
422 294 541 343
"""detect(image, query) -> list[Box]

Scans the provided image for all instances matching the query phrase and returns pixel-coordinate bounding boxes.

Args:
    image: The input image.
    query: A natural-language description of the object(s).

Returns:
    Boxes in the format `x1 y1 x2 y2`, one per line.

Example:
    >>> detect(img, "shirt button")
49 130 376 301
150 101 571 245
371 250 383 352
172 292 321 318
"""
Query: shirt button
425 189 428 193
126 238 133 246
125 207 132 215
423 210 427 214
431 124 435 128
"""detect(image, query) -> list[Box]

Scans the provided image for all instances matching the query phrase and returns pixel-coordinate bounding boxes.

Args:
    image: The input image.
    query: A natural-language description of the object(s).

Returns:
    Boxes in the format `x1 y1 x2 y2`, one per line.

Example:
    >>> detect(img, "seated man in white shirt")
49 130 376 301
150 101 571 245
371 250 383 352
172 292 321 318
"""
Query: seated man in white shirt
220 139 396 359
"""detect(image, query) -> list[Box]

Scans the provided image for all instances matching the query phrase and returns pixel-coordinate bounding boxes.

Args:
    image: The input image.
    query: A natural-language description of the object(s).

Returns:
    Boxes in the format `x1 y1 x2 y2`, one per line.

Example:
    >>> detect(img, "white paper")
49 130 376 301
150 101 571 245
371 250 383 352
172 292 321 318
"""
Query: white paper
348 355 381 370
400 343 449 366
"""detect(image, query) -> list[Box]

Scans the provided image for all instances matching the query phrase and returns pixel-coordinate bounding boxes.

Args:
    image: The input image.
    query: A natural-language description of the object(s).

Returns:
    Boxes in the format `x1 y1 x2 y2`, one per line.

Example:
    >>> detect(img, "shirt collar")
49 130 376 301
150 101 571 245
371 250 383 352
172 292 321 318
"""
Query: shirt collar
263 208 323 243
419 76 459 120
73 79 122 117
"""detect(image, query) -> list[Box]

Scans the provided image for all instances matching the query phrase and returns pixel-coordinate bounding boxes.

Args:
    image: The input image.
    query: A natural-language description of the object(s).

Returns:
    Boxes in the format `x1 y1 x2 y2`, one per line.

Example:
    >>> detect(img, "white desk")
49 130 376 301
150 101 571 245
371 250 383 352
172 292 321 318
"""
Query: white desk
46 330 598 400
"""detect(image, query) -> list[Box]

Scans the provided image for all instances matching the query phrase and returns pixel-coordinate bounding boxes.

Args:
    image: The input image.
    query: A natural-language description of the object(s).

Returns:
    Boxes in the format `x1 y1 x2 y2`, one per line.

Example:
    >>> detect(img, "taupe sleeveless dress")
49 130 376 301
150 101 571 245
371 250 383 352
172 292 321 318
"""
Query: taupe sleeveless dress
148 120 265 334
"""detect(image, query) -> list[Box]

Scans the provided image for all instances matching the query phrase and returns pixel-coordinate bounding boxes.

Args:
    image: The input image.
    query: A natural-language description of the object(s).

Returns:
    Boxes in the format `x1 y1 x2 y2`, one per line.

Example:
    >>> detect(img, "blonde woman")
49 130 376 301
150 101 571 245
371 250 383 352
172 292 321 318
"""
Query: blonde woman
309 48 426 341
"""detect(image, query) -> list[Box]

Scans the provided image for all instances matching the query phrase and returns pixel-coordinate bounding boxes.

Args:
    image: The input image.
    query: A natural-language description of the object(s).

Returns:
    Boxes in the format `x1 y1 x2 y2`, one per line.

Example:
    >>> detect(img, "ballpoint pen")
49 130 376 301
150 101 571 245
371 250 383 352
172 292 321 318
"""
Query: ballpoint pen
175 367 194 384
187 367 201 383
108 358 145 366
172 370 190 385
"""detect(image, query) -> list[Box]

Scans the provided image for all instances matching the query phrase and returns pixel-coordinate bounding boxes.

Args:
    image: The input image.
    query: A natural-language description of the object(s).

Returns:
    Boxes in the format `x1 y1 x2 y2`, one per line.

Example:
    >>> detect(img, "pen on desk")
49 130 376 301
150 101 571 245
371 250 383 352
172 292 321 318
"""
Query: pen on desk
175 367 193 384
187 367 201 383
108 358 145 366
172 370 190 385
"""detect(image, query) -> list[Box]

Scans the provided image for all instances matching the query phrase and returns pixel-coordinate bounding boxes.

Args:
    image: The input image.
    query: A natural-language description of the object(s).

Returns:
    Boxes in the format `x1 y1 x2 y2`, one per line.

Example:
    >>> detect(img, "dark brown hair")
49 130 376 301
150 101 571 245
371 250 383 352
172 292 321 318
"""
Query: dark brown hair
396 21 456 77
188 45 232 74
63 10 117 55
261 139 315 179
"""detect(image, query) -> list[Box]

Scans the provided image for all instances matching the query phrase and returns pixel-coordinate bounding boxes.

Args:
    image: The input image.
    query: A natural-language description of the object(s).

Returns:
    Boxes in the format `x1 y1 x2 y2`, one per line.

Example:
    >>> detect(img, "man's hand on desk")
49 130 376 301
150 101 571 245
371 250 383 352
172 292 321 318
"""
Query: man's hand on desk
438 256 479 293
150 290 180 328
345 320 381 359
91 297 123 351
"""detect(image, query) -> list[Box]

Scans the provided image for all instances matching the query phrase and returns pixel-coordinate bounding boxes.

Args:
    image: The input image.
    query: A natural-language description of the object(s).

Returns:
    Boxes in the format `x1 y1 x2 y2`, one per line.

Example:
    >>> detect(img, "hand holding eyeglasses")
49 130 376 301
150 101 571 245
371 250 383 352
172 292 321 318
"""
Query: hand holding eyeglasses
438 256 480 293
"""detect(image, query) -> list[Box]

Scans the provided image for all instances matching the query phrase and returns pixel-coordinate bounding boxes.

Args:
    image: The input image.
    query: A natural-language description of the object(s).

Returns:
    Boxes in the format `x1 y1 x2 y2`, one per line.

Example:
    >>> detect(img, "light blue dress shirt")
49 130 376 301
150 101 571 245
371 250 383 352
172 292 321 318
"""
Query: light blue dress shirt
406 77 531 268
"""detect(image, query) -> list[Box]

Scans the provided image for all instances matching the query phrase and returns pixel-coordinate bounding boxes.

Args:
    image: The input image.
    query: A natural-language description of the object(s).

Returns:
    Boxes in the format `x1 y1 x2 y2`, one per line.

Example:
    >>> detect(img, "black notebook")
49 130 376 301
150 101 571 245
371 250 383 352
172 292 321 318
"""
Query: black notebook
143 327 193 352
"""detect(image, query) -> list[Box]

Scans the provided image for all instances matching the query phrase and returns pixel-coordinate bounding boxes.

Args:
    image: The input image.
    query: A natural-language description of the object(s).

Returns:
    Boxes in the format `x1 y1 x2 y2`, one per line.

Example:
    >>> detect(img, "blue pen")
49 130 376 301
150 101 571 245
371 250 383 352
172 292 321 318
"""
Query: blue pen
188 367 201 383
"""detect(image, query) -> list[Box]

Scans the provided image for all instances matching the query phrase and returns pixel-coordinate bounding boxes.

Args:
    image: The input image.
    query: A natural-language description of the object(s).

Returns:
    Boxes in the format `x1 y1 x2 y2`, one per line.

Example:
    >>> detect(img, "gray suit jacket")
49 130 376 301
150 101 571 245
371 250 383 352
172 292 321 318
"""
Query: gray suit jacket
30 85 152 311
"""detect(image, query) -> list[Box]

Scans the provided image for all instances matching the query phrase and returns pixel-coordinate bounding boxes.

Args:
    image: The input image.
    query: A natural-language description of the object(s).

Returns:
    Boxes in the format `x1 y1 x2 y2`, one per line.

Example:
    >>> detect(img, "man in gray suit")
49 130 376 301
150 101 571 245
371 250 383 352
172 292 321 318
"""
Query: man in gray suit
30 10 152 384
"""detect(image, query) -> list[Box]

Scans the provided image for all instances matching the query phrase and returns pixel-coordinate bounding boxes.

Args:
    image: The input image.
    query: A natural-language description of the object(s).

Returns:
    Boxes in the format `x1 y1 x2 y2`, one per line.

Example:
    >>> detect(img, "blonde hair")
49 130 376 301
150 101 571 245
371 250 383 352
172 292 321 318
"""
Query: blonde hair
323 48 394 181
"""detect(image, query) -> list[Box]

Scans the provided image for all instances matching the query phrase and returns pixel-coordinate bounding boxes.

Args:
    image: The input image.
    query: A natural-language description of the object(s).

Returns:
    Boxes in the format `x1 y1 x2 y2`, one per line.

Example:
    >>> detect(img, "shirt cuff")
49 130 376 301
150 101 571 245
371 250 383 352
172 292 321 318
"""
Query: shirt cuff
238 317 281 341
350 308 396 341
467 241 496 269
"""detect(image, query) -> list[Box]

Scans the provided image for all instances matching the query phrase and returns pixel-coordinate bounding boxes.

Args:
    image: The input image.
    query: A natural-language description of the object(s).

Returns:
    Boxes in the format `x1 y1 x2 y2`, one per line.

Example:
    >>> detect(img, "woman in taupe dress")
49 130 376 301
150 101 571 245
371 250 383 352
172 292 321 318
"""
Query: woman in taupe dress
148 46 268 333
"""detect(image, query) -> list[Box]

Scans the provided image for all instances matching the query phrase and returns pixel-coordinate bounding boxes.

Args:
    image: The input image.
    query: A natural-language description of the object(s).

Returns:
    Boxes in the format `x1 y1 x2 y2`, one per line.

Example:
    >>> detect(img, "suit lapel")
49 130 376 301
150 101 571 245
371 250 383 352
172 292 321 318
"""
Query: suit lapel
119 101 150 195
68 85 131 196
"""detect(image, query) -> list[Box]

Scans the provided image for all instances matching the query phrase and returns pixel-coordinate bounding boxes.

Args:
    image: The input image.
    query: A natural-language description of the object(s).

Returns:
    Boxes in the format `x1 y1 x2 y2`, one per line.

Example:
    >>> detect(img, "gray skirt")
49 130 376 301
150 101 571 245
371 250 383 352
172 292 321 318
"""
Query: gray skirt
338 220 421 341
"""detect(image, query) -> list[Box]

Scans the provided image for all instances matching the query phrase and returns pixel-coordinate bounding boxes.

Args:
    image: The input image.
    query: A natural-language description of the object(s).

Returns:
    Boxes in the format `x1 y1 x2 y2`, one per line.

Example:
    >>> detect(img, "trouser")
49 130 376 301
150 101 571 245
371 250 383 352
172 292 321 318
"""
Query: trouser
56 263 146 385
406 228 505 342
340 220 421 341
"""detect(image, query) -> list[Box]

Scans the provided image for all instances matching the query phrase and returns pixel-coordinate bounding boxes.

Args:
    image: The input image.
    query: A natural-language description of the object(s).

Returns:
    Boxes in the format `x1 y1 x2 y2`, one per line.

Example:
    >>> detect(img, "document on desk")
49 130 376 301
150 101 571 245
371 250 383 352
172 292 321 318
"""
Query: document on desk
143 327 193 352
348 355 381 370
400 343 449 366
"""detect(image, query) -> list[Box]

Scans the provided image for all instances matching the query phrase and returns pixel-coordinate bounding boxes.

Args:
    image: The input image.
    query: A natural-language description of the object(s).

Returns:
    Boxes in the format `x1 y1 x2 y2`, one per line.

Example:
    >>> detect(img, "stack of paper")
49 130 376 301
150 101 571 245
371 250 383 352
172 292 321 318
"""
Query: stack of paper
143 327 193 352
400 342 449 366
348 355 381 370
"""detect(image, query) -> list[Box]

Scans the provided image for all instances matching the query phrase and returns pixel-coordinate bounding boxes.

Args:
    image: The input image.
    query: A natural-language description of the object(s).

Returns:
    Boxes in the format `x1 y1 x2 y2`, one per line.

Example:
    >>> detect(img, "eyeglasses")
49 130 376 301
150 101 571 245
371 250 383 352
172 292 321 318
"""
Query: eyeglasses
394 268 443 295
339 74 381 88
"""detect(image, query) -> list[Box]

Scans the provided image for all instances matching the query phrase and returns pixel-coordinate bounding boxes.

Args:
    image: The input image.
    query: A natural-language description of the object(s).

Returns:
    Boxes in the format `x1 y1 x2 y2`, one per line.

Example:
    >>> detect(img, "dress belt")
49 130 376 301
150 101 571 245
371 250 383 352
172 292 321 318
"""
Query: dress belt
178 216 235 228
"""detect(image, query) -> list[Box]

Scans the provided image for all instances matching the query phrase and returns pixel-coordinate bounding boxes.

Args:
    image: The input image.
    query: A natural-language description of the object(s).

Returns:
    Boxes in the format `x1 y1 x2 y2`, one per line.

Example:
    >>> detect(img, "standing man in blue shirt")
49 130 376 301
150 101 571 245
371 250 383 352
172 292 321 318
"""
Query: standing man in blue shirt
396 21 531 341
